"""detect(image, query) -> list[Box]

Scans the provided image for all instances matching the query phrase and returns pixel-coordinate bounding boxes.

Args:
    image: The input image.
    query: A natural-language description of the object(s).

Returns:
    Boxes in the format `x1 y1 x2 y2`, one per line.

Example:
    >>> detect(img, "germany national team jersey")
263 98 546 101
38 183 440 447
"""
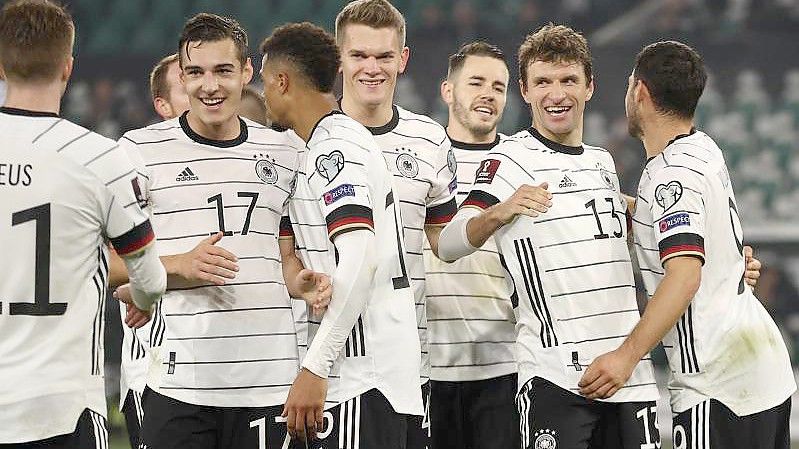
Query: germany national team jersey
366 105 456 384
120 112 301 408
459 128 658 402
285 111 423 416
0 107 154 443
423 135 517 382
633 130 795 415
118 301 151 410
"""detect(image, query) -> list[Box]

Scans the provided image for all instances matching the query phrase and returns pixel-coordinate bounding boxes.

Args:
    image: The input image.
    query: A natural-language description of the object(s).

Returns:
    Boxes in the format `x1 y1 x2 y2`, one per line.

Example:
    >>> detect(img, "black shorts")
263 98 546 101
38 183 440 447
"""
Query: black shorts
405 381 430 449
430 373 519 449
305 389 412 449
122 389 145 449
516 377 660 449
0 408 107 449
140 386 291 449
672 398 791 449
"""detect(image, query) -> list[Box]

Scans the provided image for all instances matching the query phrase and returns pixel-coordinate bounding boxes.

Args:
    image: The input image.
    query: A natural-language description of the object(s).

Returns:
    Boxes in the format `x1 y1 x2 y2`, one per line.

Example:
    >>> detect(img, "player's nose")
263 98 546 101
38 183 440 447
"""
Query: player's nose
201 72 220 93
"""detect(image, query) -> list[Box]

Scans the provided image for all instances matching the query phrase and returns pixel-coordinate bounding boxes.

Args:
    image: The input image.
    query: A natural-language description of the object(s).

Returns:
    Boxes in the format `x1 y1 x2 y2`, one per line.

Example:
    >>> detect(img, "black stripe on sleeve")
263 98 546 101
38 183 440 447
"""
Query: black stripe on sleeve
425 198 457 225
461 190 499 210
279 215 294 238
111 220 155 256
658 233 705 265
326 204 374 241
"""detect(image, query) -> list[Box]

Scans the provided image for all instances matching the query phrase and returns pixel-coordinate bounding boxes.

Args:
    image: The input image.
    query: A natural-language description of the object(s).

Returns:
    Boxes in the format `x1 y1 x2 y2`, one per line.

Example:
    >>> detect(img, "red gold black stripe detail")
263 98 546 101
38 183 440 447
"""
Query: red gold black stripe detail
279 215 294 238
659 233 705 265
425 198 457 225
326 204 374 241
461 190 500 211
111 220 155 256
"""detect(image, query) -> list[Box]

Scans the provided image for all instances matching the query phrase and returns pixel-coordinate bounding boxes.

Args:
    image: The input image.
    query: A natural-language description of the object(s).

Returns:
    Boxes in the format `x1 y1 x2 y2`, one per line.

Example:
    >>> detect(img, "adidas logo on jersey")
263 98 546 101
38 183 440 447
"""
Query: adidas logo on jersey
559 175 577 188
176 167 199 182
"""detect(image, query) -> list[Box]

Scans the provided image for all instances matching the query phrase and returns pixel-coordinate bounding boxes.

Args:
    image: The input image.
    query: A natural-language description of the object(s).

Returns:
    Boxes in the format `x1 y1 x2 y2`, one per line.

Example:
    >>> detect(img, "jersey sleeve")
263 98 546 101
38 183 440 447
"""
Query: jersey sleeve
306 138 374 242
424 140 458 225
92 137 155 256
461 141 531 211
647 163 707 266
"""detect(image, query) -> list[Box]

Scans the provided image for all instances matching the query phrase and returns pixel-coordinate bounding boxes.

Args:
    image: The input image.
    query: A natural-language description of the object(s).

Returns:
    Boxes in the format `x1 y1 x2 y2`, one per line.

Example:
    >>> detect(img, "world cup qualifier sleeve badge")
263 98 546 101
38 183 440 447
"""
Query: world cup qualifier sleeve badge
654 180 683 212
315 150 345 183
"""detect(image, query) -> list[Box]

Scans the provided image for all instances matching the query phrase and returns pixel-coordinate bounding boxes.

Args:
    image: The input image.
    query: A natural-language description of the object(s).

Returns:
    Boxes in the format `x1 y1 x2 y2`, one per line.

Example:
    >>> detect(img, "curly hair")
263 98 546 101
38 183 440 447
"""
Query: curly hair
259 22 340 93
518 24 592 88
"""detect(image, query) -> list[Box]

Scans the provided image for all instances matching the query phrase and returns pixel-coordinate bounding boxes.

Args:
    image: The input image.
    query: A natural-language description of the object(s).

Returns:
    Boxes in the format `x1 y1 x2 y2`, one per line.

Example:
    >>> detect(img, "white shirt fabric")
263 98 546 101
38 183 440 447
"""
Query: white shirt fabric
633 130 795 415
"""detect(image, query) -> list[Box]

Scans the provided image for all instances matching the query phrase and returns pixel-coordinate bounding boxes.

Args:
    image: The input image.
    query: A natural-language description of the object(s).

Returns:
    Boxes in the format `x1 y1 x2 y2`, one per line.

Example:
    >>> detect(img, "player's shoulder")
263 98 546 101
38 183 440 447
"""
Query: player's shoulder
243 118 305 149
394 105 447 142
490 130 536 156
664 131 719 165
313 111 377 149
34 119 120 166
121 117 183 145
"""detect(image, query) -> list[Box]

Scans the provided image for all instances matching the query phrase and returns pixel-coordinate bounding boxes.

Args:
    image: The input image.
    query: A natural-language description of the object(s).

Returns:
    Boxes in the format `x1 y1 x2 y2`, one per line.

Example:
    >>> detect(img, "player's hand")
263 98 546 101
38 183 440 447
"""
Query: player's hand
283 368 327 442
174 232 239 286
113 284 151 328
577 348 638 400
295 269 332 314
744 245 762 287
487 182 551 224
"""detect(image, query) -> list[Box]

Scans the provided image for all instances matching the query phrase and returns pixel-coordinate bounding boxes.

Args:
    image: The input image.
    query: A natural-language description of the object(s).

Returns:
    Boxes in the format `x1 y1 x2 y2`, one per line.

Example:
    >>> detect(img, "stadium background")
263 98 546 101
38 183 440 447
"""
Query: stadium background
3 0 796 447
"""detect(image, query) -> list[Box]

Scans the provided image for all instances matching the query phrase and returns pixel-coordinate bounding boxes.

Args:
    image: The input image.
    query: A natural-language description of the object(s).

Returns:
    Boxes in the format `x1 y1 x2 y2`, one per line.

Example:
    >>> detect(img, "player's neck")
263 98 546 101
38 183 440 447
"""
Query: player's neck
185 111 241 141
3 83 62 116
291 93 339 142
642 116 694 158
446 120 497 144
340 94 394 128
532 120 583 147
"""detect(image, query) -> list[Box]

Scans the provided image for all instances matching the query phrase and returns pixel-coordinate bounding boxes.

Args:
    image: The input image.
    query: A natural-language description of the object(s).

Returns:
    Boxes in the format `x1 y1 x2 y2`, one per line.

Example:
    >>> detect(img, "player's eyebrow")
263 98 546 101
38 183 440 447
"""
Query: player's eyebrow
468 75 486 82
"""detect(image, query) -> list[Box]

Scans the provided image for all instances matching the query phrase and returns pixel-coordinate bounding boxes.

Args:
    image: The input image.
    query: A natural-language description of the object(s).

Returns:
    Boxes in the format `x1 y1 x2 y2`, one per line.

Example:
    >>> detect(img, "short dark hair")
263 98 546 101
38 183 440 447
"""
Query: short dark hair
259 22 340 93
0 0 74 82
518 24 592 88
178 13 248 67
149 53 179 101
447 41 505 79
633 40 707 120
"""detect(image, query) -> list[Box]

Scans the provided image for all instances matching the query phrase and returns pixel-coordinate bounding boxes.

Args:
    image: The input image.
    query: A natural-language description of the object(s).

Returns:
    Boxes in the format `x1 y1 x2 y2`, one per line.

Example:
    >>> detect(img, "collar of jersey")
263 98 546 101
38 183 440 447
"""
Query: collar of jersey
309 109 345 140
527 127 584 155
363 105 399 135
0 106 59 118
449 134 500 151
647 127 698 164
179 111 248 148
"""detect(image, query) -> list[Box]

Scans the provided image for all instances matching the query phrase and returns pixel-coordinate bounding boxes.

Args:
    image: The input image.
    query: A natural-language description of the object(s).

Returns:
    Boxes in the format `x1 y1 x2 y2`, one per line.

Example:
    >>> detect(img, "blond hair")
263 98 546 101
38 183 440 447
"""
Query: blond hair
335 0 405 47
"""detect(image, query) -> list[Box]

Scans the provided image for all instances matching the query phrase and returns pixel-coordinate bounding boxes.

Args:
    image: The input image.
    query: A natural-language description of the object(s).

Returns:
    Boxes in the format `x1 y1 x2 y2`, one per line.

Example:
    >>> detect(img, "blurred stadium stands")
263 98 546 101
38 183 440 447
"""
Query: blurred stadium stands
9 0 796 446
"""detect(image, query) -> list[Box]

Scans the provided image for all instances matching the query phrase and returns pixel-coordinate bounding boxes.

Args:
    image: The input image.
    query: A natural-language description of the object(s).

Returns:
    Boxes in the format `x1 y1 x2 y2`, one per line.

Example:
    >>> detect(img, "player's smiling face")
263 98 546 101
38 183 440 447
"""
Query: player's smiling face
180 38 252 130
450 55 509 137
340 24 409 109
521 60 593 145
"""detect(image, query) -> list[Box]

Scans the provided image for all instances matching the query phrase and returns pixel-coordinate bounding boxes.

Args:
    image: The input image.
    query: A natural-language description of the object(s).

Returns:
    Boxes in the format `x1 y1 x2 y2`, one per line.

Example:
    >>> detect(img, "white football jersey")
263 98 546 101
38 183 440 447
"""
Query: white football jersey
633 130 795 415
286 111 423 415
0 107 154 443
424 135 518 382
366 105 457 384
118 300 151 409
120 113 301 407
459 128 658 402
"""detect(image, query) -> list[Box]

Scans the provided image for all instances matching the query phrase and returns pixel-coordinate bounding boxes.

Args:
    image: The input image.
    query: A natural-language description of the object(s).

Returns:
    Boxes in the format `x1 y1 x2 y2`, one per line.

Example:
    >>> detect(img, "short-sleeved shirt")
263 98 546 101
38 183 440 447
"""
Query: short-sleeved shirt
633 130 795 415
120 112 301 408
0 107 154 443
366 105 457 384
459 128 658 402
423 135 517 382
285 111 423 416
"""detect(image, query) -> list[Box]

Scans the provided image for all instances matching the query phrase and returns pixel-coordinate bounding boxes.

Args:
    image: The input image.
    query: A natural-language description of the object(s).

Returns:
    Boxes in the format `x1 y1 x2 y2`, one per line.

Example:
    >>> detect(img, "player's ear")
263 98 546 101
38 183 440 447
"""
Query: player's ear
440 80 453 105
62 55 74 83
519 78 532 105
398 46 410 74
153 97 171 120
585 77 595 102
242 57 254 85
